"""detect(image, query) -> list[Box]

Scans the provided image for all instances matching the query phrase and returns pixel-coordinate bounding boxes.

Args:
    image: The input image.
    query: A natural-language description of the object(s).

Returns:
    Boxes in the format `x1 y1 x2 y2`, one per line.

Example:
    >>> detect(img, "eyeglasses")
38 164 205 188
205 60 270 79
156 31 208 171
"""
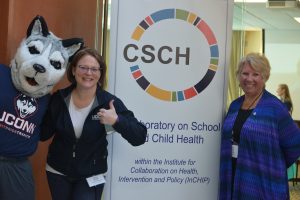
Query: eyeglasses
77 65 101 74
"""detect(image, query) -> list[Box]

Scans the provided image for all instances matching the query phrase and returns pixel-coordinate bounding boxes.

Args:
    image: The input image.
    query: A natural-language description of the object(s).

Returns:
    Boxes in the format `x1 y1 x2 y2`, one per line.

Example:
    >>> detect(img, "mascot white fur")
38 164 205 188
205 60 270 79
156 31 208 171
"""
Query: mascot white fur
0 16 83 200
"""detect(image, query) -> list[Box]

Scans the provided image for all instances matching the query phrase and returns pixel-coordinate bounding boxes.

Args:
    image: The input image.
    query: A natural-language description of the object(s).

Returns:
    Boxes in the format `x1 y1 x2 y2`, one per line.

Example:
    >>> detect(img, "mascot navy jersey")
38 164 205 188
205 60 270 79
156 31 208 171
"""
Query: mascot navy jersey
0 15 83 158
0 64 49 157
0 15 83 200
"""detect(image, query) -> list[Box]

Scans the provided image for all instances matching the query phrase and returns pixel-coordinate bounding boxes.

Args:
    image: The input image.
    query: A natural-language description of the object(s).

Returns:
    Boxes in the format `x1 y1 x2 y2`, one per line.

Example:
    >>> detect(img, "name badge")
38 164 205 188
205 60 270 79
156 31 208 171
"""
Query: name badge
86 174 106 187
232 144 238 158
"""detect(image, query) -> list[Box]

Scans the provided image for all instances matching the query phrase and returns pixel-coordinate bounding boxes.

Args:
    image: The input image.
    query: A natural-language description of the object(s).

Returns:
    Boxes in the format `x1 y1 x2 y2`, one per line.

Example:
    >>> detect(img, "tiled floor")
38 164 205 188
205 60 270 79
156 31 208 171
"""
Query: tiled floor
290 183 300 200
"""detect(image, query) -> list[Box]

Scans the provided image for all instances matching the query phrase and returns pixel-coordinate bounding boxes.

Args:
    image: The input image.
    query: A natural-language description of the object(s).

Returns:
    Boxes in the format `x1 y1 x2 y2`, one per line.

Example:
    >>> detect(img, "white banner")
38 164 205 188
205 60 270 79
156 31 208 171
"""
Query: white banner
105 0 233 199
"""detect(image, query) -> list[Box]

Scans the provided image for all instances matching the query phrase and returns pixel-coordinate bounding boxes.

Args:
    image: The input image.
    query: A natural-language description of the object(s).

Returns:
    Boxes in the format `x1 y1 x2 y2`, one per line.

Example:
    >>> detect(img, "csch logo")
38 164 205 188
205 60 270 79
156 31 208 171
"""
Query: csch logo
123 8 219 102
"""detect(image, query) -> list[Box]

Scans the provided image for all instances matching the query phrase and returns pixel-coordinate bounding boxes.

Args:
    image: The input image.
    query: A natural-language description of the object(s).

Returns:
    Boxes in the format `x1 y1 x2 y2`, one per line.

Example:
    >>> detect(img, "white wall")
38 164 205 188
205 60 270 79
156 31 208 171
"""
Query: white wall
265 30 300 120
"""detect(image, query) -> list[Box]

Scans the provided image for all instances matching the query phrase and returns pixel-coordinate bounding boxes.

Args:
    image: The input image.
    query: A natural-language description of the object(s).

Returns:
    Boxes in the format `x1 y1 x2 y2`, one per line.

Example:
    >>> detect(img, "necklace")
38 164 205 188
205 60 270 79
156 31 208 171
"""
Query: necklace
245 91 263 110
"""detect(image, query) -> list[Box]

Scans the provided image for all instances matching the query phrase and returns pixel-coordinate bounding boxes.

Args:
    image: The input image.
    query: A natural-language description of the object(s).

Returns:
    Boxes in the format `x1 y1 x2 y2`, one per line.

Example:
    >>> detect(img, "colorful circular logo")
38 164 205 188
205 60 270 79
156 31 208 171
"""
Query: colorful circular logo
127 8 219 102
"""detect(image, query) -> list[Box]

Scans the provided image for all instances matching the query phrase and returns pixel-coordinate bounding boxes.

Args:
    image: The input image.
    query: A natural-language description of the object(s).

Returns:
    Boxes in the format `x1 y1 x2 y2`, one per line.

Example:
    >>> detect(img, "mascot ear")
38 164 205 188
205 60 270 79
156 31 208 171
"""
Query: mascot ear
27 15 50 38
62 38 84 60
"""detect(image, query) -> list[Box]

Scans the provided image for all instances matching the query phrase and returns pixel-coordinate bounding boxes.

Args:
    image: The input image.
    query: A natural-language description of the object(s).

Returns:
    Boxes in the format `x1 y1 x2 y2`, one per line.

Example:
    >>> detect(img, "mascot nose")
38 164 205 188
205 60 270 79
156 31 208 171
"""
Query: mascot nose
33 64 46 73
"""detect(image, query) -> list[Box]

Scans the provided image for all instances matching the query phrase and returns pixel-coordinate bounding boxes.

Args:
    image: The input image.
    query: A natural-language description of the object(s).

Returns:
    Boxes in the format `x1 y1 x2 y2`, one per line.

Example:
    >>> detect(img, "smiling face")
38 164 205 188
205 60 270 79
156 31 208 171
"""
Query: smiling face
239 62 265 98
72 55 101 91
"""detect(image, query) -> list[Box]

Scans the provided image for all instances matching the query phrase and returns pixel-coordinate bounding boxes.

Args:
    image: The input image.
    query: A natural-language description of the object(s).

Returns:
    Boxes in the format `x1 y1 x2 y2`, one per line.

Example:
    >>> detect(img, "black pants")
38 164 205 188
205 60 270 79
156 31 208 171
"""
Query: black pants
0 158 34 200
46 171 104 200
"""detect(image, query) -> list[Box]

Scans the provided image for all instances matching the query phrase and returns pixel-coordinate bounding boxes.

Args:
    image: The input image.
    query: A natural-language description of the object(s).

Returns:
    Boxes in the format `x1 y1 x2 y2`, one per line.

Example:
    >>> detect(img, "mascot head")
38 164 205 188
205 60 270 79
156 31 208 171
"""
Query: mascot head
10 15 84 98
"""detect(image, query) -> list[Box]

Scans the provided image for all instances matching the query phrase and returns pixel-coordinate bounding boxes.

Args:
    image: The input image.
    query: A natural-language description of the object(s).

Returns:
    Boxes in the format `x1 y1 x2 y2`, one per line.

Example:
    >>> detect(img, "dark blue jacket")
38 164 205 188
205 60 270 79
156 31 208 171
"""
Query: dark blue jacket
40 84 147 179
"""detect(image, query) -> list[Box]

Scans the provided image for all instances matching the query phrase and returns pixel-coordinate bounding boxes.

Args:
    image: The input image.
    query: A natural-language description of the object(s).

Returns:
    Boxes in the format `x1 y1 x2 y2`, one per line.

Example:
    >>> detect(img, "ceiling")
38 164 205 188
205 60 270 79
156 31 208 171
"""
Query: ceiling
233 2 300 30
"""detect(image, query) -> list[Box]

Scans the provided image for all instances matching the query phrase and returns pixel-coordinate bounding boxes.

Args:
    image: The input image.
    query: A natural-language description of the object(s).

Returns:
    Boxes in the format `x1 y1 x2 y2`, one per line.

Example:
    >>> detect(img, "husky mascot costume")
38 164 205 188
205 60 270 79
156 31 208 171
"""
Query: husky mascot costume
0 16 83 200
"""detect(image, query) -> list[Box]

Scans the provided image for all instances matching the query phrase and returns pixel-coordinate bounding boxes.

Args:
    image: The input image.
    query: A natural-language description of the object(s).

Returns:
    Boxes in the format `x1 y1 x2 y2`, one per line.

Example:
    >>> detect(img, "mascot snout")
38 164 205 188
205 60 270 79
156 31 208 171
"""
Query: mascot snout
11 15 84 98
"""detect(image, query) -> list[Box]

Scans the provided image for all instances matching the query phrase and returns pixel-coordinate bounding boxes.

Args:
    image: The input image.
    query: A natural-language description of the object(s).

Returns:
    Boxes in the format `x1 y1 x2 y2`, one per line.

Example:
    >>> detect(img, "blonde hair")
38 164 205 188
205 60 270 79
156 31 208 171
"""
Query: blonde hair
236 53 271 82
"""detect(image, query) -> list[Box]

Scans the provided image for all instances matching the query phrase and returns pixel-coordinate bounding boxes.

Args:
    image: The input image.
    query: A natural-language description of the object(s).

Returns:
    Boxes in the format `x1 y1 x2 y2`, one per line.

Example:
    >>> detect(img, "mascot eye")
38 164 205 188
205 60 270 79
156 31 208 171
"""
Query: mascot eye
50 61 62 70
28 46 40 54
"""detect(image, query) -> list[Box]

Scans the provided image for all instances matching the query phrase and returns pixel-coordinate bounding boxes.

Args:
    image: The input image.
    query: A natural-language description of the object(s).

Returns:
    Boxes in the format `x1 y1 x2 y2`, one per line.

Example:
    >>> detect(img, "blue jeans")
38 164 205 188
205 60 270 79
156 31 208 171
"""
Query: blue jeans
46 171 104 200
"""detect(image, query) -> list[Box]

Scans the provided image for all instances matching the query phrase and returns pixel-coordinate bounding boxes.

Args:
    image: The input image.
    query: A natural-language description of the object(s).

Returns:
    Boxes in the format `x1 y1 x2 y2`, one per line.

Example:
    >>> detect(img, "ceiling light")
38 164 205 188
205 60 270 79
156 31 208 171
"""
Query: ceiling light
234 0 267 2
294 17 300 23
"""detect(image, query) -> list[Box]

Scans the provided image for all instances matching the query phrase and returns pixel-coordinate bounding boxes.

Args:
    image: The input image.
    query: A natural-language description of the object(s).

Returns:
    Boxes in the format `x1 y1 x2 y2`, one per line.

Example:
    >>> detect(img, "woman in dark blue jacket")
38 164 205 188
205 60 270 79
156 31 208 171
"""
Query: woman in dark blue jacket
40 48 147 200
